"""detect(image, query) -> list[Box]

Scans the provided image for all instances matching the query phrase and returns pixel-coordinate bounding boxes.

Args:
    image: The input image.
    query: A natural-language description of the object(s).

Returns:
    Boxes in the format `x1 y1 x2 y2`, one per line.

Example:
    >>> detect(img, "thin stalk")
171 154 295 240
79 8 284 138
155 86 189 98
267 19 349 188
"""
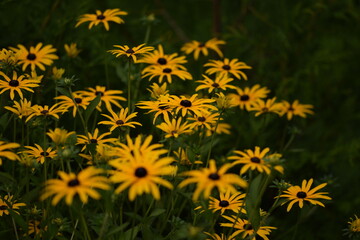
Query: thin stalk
68 87 88 135
206 110 223 167
127 58 132 112
79 209 91 240
98 212 110 240
70 219 79 240
102 33 110 88
11 216 19 240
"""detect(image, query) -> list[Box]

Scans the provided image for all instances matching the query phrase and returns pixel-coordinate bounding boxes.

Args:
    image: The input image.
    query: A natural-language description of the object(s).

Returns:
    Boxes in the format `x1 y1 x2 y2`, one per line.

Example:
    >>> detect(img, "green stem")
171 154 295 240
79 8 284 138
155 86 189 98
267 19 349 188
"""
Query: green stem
206 110 223 167
70 219 79 240
127 58 132 112
11 216 19 240
80 209 91 240
68 87 88 136
98 211 110 240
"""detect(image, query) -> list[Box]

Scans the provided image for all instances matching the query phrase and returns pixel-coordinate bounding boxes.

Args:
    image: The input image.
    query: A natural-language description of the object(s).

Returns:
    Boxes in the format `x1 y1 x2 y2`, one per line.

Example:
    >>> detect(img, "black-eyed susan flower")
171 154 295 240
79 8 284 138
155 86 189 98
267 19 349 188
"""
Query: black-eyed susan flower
188 111 220 131
11 43 58 71
248 97 282 117
40 166 110 205
139 44 187 66
220 216 276 240
77 128 117 152
279 100 314 120
147 82 169 99
0 71 39 100
109 44 154 63
208 190 246 215
110 148 174 201
141 64 192 83
136 95 173 123
0 194 26 216
25 103 66 122
169 94 217 117
0 48 21 68
98 107 142 132
79 86 126 112
51 66 65 81
205 122 231 137
229 146 272 175
181 38 225 60
27 220 46 238
279 178 331 212
228 85 270 111
178 159 247 201
23 144 57 164
204 232 236 240
196 74 237 93
156 117 192 138
109 135 167 165
4 98 33 119
214 92 236 110
204 58 251 80
54 91 91 117
0 141 20 165
344 215 360 237
47 128 75 146
75 9 127 31
64 43 81 58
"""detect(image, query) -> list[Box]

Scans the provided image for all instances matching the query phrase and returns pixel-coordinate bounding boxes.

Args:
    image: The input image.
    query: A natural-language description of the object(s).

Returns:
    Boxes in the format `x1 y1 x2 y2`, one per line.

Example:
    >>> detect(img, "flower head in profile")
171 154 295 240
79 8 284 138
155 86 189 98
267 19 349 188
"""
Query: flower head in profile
98 107 142 132
25 103 66 122
169 94 217 117
156 117 192 138
0 141 20 165
0 195 26 216
75 9 127 31
178 160 247 201
23 144 57 164
64 43 81 58
139 44 187 66
205 122 231 137
220 216 276 240
249 97 282 117
77 128 117 152
188 111 220 131
109 44 154 63
196 74 236 93
228 85 270 111
279 100 314 120
344 215 360 238
0 48 21 69
4 98 33 119
55 91 91 117
142 64 192 83
204 58 251 80
137 94 173 124
181 38 225 60
11 43 58 71
209 190 246 215
40 166 110 205
110 148 174 201
0 71 39 100
147 82 169 99
279 178 331 212
47 128 75 146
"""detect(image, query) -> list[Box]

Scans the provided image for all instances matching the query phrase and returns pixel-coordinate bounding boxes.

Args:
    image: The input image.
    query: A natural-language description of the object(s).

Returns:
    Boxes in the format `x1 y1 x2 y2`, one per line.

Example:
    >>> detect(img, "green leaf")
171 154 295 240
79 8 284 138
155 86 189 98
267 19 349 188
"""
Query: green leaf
245 173 264 230
105 223 129 237
84 95 101 123
0 172 16 184
149 208 166 218
55 86 71 98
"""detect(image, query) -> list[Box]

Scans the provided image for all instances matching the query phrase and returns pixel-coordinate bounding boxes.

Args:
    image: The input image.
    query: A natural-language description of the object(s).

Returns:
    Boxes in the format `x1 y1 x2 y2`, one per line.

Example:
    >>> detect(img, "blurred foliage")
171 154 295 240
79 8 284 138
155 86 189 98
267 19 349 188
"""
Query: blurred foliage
1 0 360 239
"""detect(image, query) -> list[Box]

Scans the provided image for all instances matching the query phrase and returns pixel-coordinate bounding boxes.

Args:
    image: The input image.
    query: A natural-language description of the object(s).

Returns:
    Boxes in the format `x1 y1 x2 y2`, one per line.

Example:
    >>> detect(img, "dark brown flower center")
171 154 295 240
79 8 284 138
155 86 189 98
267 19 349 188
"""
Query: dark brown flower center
40 152 49 156
27 53 36 60
240 95 250 101
74 98 82 104
68 178 80 187
9 80 19 87
95 91 104 96
296 191 307 198
157 58 167 65
0 205 7 210
198 43 205 48
97 14 105 20
180 100 192 107
126 49 135 54
116 120 124 125
90 139 97 144
211 83 219 88
158 105 169 110
219 200 230 207
198 117 206 122
41 110 49 115
163 68 172 73
222 64 231 70
208 173 220 180
288 107 294 111
244 224 253 230
262 107 269 112
250 157 261 163
135 167 147 178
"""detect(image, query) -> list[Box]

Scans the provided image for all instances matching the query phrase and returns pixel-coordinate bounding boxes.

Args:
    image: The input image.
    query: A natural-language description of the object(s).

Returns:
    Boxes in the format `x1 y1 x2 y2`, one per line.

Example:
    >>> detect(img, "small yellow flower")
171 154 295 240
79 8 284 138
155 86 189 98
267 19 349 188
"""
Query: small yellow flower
279 100 314 120
75 9 128 31
0 195 26 216
64 43 81 58
52 67 65 80
98 108 142 132
181 38 225 60
156 117 192 138
109 43 154 63
47 128 75 145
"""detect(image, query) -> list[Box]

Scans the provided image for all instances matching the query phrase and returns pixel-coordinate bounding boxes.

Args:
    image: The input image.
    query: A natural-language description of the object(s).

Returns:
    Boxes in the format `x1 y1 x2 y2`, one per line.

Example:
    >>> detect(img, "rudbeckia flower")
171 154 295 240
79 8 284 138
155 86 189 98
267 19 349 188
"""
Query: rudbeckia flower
0 141 20 165
181 38 225 60
98 107 142 132
208 190 246 215
0 195 26 216
75 9 127 31
4 98 33 119
23 144 57 164
279 100 314 120
77 128 117 152
0 71 39 100
142 64 192 83
196 74 237 93
109 43 154 63
228 85 270 111
204 58 251 80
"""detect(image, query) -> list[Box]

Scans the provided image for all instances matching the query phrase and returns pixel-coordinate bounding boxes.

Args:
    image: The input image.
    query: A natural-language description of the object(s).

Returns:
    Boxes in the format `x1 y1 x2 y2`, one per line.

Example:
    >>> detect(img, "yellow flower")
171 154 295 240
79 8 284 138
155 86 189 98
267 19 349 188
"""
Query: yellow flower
188 111 220 131
64 43 81 58
40 166 110 205
142 64 192 83
204 232 236 240
54 91 91 117
205 122 231 137
169 94 217 117
47 128 75 145
26 103 66 122
348 215 360 233
11 43 58 71
0 48 21 68
208 190 246 215
23 144 57 164
279 100 314 120
147 82 169 99
204 58 251 80
109 43 154 63
98 107 142 132
77 128 117 152
178 160 247 201
4 98 33 119
279 178 331 212
0 195 26 216
228 85 270 111
139 44 187 66
156 117 192 138
52 67 65 80
196 74 237 93
181 38 225 60
0 71 40 100
110 148 174 201
75 9 127 31
0 141 20 165
136 94 173 124
248 97 282 117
